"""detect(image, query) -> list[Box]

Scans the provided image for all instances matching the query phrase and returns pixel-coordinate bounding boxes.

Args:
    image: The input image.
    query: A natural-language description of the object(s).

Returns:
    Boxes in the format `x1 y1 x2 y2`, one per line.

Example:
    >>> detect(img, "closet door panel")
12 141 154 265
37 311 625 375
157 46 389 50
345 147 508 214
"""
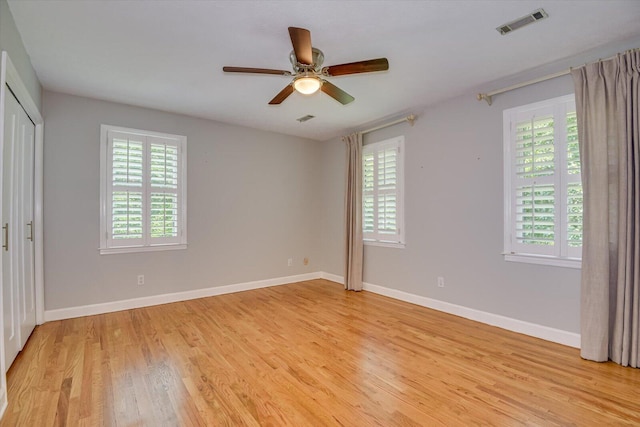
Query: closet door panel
17 103 35 347
2 91 20 369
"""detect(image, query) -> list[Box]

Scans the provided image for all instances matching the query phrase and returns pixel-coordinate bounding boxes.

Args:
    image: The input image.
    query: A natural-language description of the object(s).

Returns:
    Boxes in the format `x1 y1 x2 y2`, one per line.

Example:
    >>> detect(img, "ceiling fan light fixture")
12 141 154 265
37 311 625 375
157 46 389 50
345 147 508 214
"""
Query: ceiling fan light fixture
293 76 321 95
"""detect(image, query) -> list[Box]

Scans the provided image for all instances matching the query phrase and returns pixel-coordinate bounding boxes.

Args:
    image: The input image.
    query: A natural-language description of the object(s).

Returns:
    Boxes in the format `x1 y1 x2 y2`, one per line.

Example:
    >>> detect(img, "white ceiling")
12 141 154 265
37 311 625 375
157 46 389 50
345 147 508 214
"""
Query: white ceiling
8 0 640 141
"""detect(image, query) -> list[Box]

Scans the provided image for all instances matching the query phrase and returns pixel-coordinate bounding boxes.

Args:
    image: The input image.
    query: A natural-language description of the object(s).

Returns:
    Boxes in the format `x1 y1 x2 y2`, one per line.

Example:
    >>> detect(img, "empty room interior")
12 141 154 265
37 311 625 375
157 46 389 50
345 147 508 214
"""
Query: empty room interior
0 0 640 425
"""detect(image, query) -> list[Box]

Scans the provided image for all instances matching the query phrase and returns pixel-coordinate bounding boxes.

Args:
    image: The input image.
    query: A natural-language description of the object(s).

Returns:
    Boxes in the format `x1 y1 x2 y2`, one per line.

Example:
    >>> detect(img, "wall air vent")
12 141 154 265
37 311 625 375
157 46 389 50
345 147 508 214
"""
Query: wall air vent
296 115 315 123
497 8 548 35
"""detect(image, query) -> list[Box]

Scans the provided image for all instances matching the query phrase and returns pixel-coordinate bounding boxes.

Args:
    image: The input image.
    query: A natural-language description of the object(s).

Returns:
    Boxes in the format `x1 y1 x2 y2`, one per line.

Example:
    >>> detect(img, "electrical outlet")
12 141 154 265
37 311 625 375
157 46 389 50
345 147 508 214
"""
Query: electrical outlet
137 275 144 286
303 257 309 266
437 276 444 288
287 258 293 267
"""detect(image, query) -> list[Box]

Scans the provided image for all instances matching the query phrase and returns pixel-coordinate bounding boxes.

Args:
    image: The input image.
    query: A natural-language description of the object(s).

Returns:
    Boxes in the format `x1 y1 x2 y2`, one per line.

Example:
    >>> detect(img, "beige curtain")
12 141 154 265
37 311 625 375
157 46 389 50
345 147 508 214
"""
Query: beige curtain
343 133 363 291
571 49 640 367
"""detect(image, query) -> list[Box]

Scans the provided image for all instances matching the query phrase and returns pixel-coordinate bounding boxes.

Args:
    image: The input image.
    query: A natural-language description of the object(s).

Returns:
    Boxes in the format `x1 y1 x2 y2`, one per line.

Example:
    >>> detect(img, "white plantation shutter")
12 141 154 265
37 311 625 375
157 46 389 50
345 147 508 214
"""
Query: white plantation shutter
148 140 180 243
100 125 187 254
362 136 404 245
504 94 582 265
110 133 144 244
564 110 583 258
363 151 375 234
513 109 556 255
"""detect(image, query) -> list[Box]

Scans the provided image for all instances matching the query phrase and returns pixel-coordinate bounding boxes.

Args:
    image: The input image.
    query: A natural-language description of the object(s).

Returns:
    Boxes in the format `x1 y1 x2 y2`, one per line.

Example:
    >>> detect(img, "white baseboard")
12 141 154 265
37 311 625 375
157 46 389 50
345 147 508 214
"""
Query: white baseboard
320 272 580 348
44 272 321 322
319 271 344 284
43 271 581 349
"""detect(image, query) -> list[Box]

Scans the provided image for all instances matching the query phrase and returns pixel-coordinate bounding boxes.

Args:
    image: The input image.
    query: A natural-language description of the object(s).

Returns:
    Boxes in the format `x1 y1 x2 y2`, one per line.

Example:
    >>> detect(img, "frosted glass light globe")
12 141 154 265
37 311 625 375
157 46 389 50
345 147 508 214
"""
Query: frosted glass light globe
294 77 321 95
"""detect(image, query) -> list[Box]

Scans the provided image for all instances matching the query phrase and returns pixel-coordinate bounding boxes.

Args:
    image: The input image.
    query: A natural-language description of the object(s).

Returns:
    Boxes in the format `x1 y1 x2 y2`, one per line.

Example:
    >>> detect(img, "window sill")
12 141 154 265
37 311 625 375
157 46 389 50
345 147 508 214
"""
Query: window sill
364 240 405 249
99 244 187 255
504 253 581 269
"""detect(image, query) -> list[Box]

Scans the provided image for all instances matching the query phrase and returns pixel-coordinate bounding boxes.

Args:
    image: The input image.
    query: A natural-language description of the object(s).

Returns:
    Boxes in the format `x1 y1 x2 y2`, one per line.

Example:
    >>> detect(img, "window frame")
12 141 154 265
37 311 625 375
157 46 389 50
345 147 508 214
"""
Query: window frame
99 124 187 255
362 136 405 248
503 94 581 269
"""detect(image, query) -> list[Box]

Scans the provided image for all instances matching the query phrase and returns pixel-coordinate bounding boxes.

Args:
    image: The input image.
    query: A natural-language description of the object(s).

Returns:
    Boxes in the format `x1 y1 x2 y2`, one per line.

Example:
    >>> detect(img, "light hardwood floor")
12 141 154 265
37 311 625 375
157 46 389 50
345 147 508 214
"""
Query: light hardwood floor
2 279 640 426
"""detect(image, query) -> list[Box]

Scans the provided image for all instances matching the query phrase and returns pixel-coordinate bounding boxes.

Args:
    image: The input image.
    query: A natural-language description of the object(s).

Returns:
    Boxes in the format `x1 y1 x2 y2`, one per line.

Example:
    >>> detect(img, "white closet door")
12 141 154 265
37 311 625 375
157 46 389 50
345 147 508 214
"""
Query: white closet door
17 97 35 348
2 89 19 368
2 87 36 370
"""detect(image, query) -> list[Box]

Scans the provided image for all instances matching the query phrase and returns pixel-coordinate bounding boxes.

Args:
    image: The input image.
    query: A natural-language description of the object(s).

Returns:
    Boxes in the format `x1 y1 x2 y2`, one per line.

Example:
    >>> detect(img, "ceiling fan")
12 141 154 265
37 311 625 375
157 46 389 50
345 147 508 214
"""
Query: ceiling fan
223 27 389 105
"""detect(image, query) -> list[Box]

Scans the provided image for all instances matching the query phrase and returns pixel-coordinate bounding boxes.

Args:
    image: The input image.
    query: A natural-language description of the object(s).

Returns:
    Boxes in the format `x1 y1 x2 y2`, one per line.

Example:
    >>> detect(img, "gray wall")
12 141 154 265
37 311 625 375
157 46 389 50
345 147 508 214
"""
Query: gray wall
0 0 40 108
43 91 321 311
318 38 640 334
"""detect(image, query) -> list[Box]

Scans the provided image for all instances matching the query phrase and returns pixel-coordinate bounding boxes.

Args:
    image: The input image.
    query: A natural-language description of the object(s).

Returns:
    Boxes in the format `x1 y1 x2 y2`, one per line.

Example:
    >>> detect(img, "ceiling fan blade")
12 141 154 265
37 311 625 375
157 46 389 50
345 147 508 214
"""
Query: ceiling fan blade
223 66 291 76
323 58 389 76
269 84 295 105
320 80 355 105
288 27 313 65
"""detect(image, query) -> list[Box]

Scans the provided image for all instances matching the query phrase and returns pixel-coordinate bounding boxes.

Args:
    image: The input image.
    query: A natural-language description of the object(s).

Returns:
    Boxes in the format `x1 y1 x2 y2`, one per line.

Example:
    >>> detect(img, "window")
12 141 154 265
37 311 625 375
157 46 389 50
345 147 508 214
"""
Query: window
99 125 187 254
503 94 582 268
362 136 405 247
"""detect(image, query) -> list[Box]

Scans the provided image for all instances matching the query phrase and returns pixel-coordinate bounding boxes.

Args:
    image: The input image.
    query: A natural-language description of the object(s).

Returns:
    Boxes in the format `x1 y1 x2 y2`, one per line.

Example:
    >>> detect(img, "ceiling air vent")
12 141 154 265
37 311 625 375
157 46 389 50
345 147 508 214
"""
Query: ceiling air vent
296 115 315 123
497 8 548 35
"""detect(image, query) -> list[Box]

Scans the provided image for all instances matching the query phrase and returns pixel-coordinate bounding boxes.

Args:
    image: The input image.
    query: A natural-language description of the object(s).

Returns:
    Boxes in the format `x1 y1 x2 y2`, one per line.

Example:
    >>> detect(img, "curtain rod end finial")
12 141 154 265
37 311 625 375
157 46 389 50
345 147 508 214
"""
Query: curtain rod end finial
477 93 492 105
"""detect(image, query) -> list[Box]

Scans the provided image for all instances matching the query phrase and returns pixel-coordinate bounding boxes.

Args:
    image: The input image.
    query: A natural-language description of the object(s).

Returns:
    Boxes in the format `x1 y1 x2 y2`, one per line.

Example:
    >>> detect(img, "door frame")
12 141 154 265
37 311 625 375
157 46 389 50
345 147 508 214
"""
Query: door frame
0 51 44 386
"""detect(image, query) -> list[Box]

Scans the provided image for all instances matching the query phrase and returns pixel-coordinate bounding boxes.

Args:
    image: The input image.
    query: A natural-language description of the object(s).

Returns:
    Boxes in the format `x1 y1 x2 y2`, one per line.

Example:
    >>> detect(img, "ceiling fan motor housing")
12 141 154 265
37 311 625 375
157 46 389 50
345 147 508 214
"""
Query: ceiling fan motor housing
290 48 324 73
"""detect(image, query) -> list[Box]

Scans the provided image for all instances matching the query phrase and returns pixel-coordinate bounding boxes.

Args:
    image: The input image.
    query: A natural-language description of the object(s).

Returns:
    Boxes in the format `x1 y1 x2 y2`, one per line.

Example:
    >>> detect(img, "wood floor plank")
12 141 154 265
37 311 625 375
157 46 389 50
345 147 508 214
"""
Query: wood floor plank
2 279 640 426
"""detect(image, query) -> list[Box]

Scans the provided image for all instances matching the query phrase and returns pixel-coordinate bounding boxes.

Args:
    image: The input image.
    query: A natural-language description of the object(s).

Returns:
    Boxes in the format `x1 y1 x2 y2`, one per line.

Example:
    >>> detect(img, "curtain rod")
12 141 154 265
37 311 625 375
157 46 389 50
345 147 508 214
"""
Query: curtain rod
476 69 571 105
477 51 628 106
361 114 416 135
